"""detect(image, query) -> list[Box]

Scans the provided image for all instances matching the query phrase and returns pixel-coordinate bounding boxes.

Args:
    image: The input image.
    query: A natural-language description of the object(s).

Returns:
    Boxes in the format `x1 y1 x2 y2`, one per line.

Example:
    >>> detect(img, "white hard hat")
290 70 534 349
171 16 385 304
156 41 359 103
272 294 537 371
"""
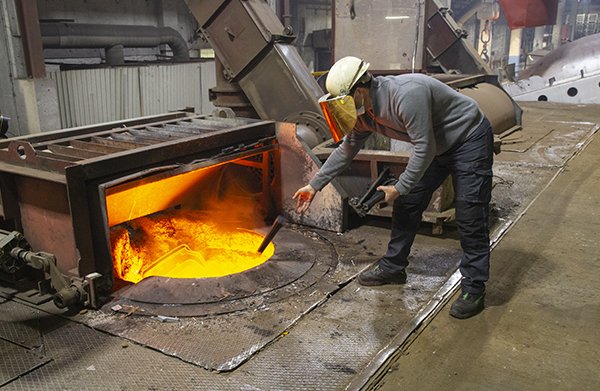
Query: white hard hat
325 56 370 98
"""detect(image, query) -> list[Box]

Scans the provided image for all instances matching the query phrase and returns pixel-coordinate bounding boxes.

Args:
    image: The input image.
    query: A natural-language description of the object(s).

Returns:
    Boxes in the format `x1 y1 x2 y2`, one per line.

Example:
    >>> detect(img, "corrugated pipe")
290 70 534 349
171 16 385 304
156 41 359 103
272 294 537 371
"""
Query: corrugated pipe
40 22 190 65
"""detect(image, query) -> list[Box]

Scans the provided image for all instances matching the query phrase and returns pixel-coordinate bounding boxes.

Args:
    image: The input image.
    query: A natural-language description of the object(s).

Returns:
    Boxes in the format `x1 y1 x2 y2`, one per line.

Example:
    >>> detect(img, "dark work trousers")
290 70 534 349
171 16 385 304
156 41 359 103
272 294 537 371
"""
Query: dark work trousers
379 117 494 294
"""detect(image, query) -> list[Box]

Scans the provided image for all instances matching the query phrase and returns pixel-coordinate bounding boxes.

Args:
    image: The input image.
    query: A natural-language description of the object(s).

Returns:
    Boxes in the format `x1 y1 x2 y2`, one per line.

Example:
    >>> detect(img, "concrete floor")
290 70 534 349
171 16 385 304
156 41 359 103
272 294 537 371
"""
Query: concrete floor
373 103 600 390
1 102 599 390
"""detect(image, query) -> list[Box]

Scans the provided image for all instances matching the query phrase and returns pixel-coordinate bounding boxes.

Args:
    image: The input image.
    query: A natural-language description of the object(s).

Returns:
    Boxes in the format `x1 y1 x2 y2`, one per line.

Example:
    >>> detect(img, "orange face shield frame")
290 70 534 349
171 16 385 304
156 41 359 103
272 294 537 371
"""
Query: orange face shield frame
318 93 357 143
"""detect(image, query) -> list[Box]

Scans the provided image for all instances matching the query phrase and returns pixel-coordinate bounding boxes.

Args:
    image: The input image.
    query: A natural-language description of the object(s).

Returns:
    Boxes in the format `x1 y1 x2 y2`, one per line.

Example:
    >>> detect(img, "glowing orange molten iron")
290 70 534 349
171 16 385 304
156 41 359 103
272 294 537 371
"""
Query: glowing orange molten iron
106 157 275 284
110 213 274 284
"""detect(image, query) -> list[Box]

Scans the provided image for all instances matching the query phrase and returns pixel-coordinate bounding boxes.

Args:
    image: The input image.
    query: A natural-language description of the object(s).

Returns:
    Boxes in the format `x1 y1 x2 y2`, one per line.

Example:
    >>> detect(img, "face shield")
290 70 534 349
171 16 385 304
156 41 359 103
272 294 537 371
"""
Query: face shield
318 93 357 143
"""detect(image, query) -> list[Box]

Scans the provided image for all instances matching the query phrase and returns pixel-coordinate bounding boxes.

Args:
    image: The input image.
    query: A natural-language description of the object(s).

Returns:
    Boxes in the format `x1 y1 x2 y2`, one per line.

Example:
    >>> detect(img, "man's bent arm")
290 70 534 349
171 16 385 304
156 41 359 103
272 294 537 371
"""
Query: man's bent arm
309 130 370 191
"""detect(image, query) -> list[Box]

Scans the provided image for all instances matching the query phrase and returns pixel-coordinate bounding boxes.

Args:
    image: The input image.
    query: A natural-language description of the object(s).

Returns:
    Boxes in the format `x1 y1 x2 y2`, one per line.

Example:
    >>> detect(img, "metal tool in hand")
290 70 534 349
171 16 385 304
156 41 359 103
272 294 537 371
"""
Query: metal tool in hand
257 215 288 253
350 166 397 218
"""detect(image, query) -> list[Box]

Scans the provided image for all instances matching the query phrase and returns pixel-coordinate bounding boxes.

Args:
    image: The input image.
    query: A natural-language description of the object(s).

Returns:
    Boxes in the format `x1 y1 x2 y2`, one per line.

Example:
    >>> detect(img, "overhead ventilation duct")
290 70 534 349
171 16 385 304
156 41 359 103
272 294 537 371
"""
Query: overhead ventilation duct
40 22 190 65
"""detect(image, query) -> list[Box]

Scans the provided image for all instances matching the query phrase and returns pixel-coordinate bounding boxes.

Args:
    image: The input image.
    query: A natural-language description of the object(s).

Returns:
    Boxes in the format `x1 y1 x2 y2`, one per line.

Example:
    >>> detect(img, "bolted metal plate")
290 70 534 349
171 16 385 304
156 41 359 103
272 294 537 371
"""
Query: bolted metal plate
105 261 332 318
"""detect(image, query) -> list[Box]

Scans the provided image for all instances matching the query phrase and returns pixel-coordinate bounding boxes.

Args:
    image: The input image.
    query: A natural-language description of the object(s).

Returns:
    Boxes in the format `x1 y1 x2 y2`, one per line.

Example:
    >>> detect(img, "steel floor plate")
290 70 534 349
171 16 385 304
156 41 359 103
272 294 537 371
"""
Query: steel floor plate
0 300 69 349
84 288 333 371
1 244 461 391
0 340 50 386
3 319 206 391
1 234 463 391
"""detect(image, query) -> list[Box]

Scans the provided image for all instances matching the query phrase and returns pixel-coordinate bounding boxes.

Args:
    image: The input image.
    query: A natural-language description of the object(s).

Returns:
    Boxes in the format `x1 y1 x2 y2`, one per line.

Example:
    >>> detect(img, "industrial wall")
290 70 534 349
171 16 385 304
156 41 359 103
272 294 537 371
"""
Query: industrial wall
48 62 216 129
0 0 39 138
0 0 220 137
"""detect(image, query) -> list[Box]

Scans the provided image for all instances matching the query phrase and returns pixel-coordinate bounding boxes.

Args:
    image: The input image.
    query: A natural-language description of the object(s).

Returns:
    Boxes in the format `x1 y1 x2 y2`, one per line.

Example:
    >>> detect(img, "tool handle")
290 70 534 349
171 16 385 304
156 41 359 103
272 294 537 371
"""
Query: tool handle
356 178 397 217
257 215 287 253
364 190 386 209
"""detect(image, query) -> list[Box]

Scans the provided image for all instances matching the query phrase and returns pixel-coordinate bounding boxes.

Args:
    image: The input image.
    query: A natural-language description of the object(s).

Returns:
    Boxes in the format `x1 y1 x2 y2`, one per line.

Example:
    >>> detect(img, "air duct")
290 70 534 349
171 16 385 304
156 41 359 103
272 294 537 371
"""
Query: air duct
40 22 190 65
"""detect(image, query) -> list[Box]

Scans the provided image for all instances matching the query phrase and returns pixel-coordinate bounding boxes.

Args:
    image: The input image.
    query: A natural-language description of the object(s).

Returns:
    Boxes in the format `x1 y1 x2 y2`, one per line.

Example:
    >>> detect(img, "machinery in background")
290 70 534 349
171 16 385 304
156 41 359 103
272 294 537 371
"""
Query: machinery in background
503 33 600 103
185 0 332 149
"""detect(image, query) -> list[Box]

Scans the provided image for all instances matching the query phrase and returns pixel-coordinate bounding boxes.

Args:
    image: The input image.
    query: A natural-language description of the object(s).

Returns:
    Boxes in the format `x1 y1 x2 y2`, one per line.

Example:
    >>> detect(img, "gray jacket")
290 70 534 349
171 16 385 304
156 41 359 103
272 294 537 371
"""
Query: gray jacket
310 74 484 195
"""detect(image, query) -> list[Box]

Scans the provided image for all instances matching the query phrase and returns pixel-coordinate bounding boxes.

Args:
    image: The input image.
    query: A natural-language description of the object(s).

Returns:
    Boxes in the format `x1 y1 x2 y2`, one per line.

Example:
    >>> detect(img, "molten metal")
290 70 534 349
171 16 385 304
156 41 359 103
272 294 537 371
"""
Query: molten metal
110 210 274 284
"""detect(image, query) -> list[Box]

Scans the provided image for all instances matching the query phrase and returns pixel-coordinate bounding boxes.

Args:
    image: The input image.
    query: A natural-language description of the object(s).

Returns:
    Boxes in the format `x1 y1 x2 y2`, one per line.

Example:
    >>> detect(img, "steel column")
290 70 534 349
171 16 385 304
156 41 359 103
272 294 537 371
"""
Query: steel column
14 0 45 78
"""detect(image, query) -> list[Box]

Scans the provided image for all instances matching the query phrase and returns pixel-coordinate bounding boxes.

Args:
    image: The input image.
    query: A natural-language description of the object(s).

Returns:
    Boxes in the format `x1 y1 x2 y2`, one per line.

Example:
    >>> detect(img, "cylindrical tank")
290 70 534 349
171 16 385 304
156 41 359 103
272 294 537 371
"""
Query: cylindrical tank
460 82 519 135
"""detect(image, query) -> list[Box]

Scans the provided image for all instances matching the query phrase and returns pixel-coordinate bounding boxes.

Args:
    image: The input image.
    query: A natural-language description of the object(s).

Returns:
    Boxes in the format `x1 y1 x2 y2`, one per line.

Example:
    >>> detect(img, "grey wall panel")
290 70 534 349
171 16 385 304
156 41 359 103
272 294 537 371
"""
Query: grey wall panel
48 61 215 128
139 63 201 116
50 68 142 128
200 61 217 115
334 0 425 70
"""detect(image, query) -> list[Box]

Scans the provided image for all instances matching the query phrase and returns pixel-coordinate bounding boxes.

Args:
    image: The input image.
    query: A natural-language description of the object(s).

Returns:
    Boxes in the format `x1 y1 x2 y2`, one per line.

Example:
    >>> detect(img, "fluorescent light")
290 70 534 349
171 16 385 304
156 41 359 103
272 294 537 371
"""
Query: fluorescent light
385 16 409 20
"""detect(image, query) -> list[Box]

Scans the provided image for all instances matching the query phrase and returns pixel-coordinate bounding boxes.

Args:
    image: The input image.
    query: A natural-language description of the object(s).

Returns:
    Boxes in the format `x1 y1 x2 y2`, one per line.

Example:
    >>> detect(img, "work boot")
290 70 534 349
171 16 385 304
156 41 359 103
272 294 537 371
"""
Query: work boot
358 265 407 286
450 291 485 319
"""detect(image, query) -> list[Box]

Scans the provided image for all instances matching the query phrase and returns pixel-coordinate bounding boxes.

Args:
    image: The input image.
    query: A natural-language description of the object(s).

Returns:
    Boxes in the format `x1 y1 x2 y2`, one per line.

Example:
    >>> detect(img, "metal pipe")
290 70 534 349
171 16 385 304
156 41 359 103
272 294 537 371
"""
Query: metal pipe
40 22 190 62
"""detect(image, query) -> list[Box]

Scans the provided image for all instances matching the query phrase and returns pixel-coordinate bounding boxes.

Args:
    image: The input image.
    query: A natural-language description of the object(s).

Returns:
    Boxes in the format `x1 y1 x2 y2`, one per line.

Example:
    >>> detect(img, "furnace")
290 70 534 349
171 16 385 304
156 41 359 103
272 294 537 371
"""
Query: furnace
0 112 338 313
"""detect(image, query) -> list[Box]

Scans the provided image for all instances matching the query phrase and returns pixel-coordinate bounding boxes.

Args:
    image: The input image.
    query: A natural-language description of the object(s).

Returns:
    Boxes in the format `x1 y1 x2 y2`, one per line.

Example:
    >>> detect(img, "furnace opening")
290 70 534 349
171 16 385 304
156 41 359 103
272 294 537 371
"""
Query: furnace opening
103 149 278 286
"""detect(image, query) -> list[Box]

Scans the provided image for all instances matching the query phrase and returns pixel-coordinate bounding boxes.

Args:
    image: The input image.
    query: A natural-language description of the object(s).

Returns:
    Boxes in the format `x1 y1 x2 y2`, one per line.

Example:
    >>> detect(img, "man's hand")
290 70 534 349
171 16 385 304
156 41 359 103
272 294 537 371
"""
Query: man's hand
293 184 317 213
377 185 400 203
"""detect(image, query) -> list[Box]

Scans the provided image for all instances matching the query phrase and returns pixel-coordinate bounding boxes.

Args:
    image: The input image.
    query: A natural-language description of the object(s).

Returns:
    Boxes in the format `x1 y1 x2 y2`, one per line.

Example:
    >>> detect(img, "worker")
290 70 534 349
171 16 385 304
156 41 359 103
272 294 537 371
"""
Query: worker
293 56 493 319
